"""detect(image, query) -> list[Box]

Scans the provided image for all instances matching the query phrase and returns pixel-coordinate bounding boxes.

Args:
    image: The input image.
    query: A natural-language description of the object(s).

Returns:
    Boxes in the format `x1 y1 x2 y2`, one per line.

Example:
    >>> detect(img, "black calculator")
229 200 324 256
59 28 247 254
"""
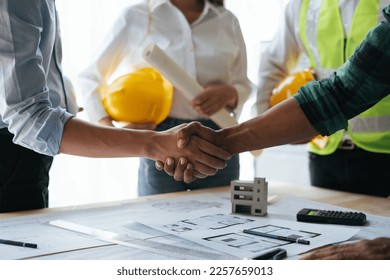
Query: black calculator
297 208 367 226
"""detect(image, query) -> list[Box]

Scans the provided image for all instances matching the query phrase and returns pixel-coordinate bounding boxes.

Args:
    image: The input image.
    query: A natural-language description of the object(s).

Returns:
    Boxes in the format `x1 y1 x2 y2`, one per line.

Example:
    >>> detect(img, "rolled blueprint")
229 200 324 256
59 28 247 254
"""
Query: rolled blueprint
142 43 261 157
143 43 238 128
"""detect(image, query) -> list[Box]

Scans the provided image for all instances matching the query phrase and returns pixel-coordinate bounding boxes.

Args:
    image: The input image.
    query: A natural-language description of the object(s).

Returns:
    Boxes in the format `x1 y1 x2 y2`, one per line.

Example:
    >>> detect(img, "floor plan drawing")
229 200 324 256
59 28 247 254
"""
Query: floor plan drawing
205 224 320 254
151 213 358 259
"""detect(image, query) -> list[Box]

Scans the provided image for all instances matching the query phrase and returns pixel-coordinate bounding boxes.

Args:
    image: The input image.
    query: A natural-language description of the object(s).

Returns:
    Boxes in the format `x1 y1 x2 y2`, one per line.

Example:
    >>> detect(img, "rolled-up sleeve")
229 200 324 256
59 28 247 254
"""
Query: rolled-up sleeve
0 0 72 156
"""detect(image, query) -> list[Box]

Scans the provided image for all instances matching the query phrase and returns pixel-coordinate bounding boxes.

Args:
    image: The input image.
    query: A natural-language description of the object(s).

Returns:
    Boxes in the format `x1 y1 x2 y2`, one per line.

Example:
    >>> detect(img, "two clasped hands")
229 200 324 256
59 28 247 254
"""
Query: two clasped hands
155 121 234 183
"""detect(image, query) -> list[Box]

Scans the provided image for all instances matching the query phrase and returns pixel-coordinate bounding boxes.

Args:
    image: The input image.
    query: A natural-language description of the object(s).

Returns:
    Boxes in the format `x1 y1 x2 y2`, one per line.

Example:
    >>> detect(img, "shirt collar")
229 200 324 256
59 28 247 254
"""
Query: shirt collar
205 1 222 16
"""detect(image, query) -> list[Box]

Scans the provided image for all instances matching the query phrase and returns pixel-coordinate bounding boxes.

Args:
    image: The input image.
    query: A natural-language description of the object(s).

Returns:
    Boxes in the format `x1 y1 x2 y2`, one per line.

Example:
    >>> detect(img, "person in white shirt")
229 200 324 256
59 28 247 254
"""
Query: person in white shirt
79 0 252 196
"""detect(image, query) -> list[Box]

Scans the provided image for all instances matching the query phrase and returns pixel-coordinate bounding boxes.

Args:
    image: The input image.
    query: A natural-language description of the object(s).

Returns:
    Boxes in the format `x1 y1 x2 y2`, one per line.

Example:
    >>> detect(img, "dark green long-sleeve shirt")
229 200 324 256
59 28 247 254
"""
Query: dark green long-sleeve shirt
295 4 390 136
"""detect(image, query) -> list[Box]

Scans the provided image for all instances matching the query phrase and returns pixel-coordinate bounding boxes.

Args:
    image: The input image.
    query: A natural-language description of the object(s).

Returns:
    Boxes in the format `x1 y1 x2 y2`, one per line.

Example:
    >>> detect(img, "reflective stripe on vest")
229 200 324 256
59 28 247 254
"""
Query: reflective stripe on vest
350 113 390 134
299 0 390 155
348 95 390 154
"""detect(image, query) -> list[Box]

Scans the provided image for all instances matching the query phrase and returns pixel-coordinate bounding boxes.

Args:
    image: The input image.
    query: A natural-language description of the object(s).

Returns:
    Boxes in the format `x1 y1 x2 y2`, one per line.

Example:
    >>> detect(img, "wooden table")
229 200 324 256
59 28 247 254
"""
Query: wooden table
1 180 389 261
1 180 389 218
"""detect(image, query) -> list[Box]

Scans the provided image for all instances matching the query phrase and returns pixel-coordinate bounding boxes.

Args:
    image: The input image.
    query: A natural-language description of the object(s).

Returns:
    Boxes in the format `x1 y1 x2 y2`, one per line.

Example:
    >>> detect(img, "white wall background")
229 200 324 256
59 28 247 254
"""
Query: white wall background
50 0 141 208
50 0 309 208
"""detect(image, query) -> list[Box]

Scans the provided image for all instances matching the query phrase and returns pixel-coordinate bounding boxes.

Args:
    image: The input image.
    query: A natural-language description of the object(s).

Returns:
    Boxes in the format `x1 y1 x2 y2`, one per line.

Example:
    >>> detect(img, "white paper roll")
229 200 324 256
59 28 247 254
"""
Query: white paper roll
143 43 261 157
143 43 238 128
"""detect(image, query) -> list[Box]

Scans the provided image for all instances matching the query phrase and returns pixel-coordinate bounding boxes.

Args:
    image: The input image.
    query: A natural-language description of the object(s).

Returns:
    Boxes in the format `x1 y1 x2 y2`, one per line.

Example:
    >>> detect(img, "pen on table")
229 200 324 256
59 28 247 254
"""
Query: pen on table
243 229 310 245
0 238 38 249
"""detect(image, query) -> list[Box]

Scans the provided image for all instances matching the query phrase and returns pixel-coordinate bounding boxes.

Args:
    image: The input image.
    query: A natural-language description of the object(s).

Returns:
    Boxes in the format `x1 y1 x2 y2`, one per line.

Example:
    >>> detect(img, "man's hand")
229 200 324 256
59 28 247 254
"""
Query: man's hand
156 156 200 183
155 122 226 183
177 121 222 149
152 123 230 183
300 238 390 260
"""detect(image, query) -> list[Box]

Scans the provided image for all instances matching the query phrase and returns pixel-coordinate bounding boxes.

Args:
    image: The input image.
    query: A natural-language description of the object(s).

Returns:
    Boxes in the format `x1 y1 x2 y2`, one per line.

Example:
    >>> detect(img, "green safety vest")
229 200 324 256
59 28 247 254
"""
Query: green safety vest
299 0 390 155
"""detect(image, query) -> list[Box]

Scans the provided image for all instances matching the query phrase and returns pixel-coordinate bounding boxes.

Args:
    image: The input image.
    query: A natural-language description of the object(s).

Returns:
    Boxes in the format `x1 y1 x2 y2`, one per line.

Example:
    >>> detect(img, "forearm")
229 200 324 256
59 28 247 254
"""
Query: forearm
60 118 230 178
219 98 317 154
60 117 152 158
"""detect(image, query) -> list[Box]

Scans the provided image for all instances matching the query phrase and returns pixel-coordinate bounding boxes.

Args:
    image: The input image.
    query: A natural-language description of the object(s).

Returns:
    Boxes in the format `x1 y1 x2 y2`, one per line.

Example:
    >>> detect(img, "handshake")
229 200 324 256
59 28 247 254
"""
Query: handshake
149 97 321 183
152 122 235 183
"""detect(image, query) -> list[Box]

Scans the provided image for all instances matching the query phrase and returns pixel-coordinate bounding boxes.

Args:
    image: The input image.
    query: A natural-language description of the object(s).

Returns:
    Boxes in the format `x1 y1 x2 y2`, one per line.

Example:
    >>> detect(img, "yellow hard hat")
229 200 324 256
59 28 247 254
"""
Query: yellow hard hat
270 68 315 107
102 68 173 124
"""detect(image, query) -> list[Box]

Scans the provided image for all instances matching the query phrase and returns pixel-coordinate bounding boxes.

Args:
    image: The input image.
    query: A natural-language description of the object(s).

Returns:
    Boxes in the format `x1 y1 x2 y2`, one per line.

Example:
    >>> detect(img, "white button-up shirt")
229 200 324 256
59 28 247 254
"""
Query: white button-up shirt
0 0 73 156
79 0 252 123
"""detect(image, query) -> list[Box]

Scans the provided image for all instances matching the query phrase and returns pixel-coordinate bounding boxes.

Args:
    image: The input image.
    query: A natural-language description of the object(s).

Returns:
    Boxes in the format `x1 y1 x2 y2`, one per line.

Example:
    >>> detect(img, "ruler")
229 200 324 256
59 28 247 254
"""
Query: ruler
48 220 235 260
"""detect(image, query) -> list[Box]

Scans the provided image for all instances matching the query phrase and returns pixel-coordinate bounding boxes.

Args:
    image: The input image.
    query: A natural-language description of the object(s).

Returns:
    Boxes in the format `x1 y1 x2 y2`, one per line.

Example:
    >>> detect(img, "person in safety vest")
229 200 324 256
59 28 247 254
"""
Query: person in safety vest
253 0 390 197
79 0 252 197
